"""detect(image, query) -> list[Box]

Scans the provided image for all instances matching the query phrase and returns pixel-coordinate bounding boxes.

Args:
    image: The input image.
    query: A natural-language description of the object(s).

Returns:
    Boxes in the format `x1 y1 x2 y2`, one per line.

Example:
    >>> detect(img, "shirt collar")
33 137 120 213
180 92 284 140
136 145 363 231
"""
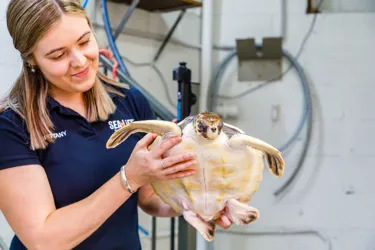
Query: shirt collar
46 91 118 112
46 95 61 112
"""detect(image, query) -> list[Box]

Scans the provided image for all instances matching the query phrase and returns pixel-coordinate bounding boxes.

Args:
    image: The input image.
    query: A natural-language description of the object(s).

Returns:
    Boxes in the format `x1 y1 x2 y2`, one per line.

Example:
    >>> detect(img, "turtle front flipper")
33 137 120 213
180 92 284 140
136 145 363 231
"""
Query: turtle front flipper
228 134 285 177
106 120 181 149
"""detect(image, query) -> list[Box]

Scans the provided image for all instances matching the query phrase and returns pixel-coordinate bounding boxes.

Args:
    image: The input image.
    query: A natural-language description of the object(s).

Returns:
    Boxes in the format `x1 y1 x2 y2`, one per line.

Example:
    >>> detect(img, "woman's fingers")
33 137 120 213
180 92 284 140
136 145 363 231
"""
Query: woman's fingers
165 168 197 179
162 159 197 176
137 133 157 149
162 152 196 168
151 136 182 157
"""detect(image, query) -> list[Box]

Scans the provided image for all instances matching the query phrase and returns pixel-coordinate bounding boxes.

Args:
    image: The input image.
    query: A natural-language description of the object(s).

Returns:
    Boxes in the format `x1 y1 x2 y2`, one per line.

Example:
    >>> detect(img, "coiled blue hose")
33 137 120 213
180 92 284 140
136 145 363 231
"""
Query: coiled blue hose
207 46 313 197
207 48 310 152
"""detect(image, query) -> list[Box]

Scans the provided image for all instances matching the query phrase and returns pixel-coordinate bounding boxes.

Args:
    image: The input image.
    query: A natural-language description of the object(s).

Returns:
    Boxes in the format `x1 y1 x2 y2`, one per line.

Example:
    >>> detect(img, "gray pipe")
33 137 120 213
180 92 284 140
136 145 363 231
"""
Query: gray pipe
210 228 332 250
0 237 8 250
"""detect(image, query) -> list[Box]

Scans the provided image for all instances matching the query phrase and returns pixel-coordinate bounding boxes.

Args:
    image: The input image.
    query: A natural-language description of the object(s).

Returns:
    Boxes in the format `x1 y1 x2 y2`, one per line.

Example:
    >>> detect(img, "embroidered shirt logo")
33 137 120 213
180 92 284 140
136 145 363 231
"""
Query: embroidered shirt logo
44 130 67 140
108 119 134 131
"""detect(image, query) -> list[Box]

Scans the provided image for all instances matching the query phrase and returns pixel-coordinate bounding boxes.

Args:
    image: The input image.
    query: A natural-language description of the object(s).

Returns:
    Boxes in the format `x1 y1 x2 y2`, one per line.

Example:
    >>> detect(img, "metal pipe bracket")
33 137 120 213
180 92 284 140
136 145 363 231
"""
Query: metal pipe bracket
235 37 283 82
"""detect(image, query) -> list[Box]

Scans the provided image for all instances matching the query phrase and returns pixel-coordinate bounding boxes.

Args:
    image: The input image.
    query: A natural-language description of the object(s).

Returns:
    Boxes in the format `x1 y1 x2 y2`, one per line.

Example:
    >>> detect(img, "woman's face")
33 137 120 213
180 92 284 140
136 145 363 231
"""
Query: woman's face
32 14 99 98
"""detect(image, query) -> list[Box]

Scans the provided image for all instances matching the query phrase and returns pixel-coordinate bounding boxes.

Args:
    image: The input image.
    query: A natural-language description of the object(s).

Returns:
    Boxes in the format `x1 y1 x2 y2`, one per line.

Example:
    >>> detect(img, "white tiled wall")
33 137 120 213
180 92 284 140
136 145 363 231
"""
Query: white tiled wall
1 0 374 249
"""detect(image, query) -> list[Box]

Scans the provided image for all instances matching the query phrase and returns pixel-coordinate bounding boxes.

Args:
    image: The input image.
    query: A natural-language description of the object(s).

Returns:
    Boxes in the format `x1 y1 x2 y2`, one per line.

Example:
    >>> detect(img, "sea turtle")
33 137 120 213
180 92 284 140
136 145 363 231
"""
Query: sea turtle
106 111 285 241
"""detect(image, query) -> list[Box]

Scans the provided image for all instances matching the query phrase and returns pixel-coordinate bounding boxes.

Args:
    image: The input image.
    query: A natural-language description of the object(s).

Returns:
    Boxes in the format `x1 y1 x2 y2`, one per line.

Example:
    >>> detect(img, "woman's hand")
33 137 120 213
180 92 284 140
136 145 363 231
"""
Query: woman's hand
125 133 197 191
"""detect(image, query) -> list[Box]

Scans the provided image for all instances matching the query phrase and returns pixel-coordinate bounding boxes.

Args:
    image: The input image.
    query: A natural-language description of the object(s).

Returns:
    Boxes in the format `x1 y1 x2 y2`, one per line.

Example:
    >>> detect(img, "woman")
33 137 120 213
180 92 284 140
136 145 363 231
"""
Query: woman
0 0 232 249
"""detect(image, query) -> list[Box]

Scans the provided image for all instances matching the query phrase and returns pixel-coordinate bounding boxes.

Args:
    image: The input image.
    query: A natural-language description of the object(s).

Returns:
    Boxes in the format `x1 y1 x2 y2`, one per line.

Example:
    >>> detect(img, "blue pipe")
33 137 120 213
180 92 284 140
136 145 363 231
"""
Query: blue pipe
100 0 131 77
138 226 149 237
177 92 182 121
81 0 89 8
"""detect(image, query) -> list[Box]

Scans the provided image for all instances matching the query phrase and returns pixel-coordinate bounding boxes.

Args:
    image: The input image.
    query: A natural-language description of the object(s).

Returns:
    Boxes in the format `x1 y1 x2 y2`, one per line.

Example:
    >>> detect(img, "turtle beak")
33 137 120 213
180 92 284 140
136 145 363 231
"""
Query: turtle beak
207 125 219 140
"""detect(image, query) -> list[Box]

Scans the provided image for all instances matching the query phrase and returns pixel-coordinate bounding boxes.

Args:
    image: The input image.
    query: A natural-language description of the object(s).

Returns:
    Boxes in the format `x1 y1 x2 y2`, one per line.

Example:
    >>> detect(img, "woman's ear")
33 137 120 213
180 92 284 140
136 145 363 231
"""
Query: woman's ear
26 57 37 73
27 56 39 71
27 57 36 66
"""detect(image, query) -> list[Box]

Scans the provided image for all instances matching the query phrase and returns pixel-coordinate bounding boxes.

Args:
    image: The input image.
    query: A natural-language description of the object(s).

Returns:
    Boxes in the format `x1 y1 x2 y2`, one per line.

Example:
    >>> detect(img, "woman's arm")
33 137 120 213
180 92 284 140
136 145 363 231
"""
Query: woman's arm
0 133 197 250
137 184 233 229
0 164 132 250
138 184 180 217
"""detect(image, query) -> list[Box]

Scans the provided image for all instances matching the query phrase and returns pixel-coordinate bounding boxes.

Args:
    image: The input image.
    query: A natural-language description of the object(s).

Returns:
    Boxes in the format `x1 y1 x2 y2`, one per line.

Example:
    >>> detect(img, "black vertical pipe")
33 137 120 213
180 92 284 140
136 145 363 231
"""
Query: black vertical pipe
170 217 175 250
173 62 193 121
152 216 156 250
173 62 196 250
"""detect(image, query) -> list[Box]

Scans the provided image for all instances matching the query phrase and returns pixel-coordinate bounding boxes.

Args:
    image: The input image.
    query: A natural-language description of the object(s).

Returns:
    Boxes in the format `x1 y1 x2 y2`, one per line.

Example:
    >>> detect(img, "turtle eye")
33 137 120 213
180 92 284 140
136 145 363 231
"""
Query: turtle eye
218 121 223 130
198 122 207 132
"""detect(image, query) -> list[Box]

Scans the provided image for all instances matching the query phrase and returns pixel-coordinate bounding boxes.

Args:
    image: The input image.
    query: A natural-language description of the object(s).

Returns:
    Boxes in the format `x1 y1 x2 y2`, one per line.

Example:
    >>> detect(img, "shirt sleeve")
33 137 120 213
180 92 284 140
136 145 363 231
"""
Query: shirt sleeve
0 113 41 170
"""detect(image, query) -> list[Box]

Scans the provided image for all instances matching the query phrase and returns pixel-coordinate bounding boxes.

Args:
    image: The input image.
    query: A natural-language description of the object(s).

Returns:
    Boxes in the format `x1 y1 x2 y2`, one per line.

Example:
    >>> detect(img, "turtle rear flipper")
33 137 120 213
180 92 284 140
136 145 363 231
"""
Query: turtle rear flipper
106 120 181 149
182 210 216 242
225 198 259 225
228 134 285 177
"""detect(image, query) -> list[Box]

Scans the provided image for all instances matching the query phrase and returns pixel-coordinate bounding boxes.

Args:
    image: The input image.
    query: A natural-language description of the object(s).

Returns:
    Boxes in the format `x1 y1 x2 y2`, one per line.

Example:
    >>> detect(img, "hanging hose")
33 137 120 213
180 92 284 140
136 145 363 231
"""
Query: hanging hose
274 49 313 197
206 46 313 198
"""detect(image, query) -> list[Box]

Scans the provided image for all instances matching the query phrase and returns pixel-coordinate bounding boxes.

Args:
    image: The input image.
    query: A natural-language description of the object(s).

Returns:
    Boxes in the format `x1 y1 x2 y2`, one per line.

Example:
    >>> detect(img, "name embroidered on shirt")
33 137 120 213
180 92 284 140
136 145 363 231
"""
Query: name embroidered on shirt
108 119 134 131
44 130 67 140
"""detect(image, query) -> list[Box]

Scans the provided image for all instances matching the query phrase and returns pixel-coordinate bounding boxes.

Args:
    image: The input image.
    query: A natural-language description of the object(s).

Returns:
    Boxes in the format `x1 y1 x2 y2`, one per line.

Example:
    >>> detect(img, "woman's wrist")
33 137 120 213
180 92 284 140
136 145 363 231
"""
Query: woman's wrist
119 164 141 193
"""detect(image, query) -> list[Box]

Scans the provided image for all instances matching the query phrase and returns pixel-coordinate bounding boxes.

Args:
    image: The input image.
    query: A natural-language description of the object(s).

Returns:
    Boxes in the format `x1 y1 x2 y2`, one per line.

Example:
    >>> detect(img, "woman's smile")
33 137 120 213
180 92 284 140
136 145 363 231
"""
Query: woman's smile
72 66 89 78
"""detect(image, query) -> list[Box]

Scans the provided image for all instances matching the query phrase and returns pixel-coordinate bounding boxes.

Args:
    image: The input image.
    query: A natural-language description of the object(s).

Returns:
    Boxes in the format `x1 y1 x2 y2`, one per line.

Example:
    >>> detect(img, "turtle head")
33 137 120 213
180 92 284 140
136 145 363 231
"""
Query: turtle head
193 112 224 140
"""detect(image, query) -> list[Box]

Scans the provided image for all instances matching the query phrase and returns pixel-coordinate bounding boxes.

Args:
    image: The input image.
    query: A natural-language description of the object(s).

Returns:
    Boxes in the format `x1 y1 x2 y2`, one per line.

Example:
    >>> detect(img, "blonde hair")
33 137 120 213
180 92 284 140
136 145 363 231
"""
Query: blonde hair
1 0 128 150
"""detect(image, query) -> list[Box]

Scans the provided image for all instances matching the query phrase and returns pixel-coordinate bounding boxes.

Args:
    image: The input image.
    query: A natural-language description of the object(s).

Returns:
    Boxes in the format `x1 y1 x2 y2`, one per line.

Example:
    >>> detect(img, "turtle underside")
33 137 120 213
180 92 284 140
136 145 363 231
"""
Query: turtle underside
148 127 264 222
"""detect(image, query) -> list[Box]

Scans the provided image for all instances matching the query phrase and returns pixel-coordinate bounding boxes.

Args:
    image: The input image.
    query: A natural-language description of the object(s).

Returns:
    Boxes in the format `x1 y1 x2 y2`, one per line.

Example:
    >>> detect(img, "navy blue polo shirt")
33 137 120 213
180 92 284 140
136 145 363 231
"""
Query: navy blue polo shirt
0 86 155 250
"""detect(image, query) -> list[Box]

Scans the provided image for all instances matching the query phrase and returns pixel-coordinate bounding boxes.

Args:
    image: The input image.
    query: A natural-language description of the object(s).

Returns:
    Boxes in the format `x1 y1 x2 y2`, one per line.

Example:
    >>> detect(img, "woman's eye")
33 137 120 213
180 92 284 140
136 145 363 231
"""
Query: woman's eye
53 53 64 60
80 39 90 46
